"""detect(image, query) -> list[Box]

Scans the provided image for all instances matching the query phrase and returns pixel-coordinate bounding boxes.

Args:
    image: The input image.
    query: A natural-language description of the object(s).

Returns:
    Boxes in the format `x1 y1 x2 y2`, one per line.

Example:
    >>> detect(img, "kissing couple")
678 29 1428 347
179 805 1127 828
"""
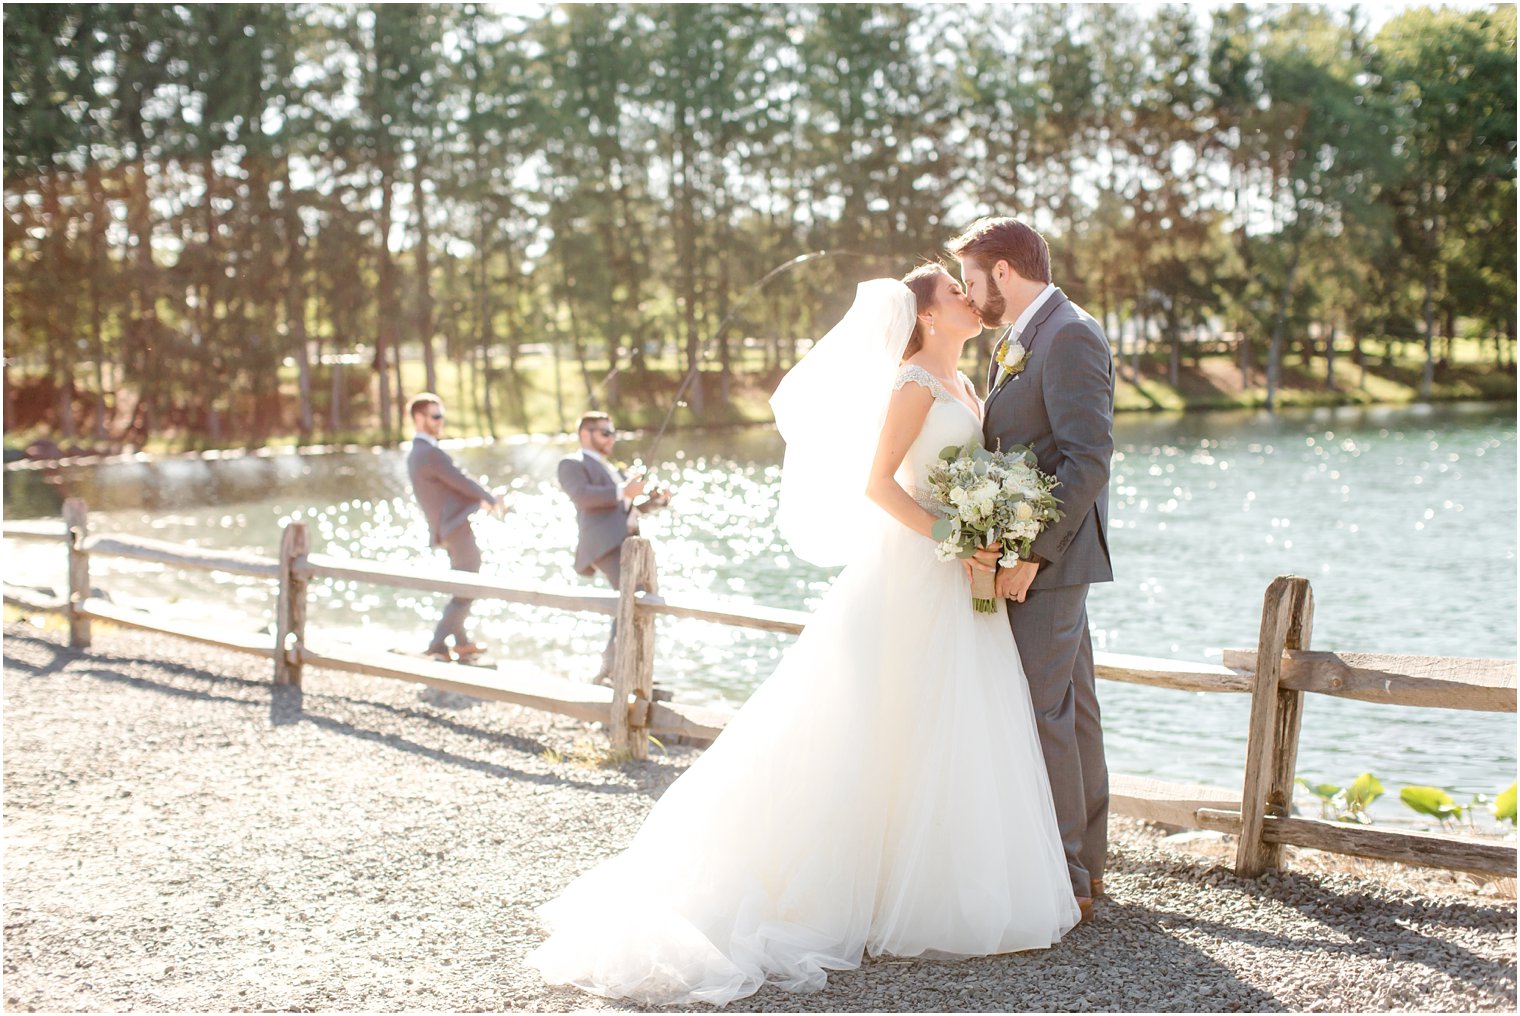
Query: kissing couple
528 216 1116 1007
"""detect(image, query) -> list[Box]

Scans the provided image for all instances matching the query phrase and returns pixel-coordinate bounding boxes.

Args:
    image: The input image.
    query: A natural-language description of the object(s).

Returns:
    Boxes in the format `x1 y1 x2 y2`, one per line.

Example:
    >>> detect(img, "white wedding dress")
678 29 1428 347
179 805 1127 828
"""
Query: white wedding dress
527 361 1080 1007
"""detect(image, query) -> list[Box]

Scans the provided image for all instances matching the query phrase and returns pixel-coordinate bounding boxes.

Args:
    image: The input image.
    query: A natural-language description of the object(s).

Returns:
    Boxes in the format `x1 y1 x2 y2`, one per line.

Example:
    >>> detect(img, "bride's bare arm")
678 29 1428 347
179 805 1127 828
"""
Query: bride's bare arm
864 383 941 540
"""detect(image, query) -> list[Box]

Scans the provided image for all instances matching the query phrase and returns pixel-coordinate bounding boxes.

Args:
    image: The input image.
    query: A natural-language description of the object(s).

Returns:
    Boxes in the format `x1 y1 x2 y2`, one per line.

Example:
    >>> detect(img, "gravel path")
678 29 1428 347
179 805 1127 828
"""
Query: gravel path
4 619 1515 1012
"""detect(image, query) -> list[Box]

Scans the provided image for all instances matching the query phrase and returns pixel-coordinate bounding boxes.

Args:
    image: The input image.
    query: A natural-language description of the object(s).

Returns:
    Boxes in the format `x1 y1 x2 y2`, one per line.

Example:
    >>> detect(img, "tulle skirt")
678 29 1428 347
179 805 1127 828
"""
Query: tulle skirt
527 518 1080 1006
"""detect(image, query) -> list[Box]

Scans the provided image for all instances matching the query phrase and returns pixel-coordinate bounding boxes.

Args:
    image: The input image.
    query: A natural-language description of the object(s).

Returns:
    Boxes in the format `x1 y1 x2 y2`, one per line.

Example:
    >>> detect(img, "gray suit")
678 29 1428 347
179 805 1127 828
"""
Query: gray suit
982 288 1115 898
408 438 493 653
558 450 637 676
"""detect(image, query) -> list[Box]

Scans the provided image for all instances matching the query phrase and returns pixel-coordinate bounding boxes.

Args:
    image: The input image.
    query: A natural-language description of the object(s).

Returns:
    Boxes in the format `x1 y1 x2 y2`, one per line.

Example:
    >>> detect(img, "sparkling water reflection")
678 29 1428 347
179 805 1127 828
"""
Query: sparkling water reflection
5 402 1515 819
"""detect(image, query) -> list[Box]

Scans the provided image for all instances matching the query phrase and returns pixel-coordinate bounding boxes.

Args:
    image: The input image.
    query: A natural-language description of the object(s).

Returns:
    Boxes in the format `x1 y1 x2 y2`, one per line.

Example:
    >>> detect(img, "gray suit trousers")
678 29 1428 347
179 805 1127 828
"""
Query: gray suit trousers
1008 583 1109 897
592 547 623 677
429 524 482 652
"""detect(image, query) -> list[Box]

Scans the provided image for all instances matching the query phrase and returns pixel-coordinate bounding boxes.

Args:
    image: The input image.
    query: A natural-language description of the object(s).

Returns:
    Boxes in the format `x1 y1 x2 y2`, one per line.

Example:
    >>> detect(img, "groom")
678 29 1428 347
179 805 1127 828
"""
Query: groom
950 217 1115 923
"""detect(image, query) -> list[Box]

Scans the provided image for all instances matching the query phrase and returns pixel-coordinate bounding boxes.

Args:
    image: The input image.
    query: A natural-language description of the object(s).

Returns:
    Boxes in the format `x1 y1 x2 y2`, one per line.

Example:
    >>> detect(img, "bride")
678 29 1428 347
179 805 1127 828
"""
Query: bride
527 267 1080 1006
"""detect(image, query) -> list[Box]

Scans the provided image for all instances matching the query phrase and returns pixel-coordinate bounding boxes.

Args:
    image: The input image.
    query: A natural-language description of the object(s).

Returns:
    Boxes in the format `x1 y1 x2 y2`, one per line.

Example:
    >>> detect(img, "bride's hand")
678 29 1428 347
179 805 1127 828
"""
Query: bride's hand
961 543 1001 582
968 544 1000 572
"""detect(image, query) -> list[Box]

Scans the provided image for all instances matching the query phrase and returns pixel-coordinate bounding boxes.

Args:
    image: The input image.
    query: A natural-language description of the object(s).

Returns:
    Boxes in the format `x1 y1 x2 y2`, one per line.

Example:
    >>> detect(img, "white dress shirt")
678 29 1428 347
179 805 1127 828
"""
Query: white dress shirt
582 448 625 507
994 282 1058 387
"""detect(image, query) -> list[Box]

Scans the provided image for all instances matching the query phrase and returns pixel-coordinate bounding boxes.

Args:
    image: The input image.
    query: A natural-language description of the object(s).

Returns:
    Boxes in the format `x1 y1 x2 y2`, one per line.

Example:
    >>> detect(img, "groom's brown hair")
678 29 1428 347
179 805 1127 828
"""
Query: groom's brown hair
947 217 1051 285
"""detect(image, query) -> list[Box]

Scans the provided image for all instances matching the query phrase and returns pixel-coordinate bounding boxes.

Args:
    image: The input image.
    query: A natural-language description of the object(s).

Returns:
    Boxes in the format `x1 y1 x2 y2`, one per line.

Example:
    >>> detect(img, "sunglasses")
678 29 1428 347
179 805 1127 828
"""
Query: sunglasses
591 427 615 437
430 413 445 421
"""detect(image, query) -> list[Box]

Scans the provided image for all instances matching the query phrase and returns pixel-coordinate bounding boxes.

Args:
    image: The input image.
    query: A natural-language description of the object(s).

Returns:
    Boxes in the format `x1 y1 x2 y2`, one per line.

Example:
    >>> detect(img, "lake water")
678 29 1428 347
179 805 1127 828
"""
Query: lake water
5 401 1516 821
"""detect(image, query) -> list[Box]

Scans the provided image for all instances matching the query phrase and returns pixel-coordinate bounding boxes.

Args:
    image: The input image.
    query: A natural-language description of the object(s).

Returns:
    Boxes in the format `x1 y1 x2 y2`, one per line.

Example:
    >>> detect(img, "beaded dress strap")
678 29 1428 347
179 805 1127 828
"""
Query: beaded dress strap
893 364 953 402
907 488 950 518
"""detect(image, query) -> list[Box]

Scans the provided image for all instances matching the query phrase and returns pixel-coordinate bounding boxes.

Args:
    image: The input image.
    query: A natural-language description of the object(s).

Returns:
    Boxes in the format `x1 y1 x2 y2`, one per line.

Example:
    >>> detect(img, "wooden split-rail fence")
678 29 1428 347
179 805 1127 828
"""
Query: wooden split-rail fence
3 498 1515 883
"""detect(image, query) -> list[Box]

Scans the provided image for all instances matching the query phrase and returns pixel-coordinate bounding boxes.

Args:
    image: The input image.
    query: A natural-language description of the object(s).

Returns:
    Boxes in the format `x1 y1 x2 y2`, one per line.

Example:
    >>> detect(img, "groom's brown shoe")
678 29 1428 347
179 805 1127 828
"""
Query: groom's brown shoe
1076 896 1093 924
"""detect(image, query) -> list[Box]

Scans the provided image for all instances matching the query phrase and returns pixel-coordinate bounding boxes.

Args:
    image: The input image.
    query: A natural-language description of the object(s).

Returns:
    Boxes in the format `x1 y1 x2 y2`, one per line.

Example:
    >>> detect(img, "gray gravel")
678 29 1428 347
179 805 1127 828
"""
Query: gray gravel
4 618 1515 1012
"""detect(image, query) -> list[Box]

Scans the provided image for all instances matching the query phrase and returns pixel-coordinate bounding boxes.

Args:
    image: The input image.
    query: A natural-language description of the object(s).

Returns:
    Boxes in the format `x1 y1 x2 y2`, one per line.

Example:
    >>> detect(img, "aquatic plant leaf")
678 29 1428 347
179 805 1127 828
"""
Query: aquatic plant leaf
1345 772 1384 809
1494 782 1517 824
1399 785 1462 821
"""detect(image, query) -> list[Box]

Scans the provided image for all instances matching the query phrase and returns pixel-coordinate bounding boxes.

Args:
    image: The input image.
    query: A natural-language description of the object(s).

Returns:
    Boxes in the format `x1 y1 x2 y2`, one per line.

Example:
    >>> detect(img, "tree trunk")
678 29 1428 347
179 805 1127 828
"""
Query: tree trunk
676 91 703 418
479 342 496 439
85 164 110 440
716 201 733 406
1420 263 1436 400
1353 329 1367 391
1266 243 1302 413
1114 308 1128 382
550 316 567 434
414 147 437 395
1168 312 1181 389
283 163 313 444
1325 319 1338 391
376 158 397 441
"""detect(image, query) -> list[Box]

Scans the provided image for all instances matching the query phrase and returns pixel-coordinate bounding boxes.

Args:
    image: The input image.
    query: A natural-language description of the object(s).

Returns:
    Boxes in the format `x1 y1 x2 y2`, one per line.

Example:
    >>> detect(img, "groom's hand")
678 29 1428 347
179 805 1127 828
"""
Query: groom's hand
996 560 1039 603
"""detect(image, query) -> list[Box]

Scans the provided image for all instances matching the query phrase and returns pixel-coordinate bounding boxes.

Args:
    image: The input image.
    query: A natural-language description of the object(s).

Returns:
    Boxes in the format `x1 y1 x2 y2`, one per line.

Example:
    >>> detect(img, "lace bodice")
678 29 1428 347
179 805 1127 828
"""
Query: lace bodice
893 364 983 497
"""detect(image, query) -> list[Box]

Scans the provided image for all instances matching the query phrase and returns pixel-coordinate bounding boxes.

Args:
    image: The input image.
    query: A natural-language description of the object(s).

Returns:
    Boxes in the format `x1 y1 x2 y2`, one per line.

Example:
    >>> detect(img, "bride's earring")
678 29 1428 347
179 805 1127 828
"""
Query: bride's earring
929 318 936 338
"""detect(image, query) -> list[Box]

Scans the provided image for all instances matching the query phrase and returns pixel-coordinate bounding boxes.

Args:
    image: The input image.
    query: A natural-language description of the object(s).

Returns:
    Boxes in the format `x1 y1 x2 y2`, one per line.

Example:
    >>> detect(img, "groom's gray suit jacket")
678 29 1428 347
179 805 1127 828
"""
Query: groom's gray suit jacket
982 289 1114 590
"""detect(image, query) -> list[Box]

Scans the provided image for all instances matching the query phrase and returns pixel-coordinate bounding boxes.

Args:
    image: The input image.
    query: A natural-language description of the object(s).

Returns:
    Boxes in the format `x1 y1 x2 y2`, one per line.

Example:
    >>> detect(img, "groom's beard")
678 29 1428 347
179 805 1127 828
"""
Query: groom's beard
975 286 1007 329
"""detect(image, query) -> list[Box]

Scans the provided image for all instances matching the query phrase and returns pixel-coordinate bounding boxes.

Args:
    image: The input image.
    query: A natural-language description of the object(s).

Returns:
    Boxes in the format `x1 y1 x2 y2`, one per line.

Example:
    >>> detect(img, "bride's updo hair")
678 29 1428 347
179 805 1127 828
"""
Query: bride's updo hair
900 263 948 360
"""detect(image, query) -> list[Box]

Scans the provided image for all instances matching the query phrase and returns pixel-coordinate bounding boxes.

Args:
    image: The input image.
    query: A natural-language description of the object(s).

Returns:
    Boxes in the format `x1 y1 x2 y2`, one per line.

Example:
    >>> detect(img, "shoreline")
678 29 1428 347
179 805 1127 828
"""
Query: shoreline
3 618 1514 1012
6 392 1516 473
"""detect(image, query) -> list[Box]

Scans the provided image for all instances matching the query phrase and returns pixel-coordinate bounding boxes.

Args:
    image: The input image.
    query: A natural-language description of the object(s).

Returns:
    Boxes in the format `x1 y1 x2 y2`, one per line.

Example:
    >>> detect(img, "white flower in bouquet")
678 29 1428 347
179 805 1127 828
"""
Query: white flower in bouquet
923 439 1064 613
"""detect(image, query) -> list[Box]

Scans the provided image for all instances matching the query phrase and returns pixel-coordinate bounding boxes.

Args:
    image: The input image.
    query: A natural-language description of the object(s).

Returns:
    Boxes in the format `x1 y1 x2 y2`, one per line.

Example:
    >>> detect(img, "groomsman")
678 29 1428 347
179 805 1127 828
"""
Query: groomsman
557 412 668 682
407 393 506 662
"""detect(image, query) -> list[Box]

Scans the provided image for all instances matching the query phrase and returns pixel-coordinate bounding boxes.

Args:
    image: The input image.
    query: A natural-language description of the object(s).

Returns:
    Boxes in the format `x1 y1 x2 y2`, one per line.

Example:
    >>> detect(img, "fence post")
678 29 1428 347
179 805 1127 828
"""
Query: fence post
275 521 310 686
62 498 91 648
609 536 659 759
1237 575 1314 877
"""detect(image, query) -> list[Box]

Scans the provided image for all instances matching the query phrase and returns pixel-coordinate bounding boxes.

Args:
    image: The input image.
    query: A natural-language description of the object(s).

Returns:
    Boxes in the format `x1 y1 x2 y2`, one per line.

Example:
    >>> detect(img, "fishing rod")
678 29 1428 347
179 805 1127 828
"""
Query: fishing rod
639 248 893 470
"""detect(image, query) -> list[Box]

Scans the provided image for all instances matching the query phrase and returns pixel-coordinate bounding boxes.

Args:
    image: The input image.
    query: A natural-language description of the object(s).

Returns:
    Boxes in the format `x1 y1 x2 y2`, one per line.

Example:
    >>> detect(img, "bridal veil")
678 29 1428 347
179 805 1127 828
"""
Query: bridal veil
769 278 916 568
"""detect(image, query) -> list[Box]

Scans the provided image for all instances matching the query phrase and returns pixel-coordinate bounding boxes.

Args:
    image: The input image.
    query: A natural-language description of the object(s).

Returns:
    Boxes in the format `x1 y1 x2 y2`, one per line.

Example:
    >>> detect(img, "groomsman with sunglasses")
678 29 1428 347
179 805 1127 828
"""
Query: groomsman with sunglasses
407 393 507 663
558 411 669 683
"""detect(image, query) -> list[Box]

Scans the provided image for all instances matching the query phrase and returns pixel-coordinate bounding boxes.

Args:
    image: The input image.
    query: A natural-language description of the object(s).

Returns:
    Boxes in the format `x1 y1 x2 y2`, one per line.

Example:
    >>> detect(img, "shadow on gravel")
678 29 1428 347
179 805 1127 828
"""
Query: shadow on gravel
3 633 86 676
710 916 1293 1013
1114 854 1515 990
9 630 679 800
293 708 677 798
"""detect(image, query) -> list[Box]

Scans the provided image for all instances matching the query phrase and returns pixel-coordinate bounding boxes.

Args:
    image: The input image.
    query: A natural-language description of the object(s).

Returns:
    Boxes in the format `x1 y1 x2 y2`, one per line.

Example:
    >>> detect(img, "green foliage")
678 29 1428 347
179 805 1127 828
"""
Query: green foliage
1298 772 1384 824
1399 785 1464 824
1495 782 1517 824
1343 772 1385 822
1295 777 1343 820
3 3 1514 447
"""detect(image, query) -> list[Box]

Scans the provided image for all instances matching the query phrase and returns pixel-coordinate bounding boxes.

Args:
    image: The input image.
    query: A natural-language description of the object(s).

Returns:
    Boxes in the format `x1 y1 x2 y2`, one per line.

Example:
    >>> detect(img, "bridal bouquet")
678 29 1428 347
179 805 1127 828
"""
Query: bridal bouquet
924 440 1064 613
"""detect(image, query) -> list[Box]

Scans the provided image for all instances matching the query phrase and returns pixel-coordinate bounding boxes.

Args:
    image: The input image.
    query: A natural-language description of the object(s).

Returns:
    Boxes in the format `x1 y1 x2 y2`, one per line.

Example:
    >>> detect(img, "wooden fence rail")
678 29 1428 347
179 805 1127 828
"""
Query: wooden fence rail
3 498 1515 883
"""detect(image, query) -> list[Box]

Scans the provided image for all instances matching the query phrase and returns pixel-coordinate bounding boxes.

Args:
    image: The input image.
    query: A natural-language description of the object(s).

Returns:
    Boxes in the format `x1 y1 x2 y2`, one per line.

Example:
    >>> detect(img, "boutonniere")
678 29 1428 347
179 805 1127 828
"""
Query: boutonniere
995 336 1030 388
613 460 629 473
